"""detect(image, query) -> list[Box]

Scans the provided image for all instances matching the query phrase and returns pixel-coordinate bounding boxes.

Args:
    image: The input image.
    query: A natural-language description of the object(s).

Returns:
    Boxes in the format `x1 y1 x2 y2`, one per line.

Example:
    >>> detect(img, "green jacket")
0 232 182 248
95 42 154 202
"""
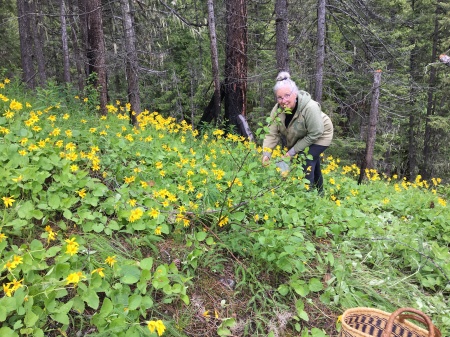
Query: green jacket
262 91 333 158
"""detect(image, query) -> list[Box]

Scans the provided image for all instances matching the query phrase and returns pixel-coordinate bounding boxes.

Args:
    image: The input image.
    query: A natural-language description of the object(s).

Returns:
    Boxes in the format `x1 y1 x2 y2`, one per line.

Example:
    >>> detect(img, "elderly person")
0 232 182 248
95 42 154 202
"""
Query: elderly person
262 71 333 192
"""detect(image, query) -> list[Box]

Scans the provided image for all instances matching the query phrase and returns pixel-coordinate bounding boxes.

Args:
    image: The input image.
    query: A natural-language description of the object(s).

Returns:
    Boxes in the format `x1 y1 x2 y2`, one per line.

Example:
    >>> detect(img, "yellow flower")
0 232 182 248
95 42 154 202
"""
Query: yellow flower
77 189 87 199
12 175 23 182
2 196 15 208
149 208 159 219
9 99 23 111
105 256 117 267
65 237 80 256
437 198 447 207
70 165 79 172
147 320 166 336
3 110 14 118
129 208 144 222
66 271 86 285
0 233 7 242
124 176 136 184
202 311 210 318
154 226 162 235
218 216 229 227
91 268 105 277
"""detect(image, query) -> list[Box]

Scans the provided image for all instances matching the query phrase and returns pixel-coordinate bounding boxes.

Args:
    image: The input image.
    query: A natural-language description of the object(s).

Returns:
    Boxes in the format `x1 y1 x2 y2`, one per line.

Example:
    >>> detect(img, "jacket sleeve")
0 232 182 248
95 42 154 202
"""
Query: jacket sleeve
262 105 281 158
291 104 324 154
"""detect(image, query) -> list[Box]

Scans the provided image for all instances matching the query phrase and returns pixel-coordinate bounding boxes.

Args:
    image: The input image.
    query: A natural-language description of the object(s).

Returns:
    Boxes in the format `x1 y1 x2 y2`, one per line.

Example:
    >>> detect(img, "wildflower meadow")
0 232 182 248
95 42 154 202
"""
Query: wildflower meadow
0 79 449 336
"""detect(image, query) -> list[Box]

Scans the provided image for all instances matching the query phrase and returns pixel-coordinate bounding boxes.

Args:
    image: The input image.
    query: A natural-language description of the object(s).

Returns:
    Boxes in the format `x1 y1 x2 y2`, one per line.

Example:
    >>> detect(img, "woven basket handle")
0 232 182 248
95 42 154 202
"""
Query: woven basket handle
398 315 441 337
381 307 435 337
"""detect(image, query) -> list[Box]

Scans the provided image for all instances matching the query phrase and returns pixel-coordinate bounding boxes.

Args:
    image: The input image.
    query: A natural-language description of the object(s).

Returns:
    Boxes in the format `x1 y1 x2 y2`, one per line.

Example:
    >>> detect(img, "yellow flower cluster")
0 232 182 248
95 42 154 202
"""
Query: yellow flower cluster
45 226 57 243
2 196 15 208
3 255 23 271
66 271 86 285
129 208 144 222
147 319 166 336
65 237 79 256
3 278 23 297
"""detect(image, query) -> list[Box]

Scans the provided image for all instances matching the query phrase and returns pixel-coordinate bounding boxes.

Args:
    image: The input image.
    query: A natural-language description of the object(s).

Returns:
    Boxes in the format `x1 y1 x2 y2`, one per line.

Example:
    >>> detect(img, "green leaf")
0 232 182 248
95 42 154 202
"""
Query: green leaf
0 326 18 337
140 257 154 270
195 231 207 241
48 193 61 208
308 278 324 292
100 298 113 317
277 284 290 296
120 265 141 284
82 288 100 309
0 305 6 321
24 310 39 327
128 294 142 310
59 300 74 314
51 312 69 325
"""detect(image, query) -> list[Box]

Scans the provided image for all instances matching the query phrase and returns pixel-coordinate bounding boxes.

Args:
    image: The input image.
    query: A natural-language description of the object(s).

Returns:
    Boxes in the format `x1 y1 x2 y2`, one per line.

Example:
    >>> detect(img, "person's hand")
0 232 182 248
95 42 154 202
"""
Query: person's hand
283 152 291 158
262 155 270 166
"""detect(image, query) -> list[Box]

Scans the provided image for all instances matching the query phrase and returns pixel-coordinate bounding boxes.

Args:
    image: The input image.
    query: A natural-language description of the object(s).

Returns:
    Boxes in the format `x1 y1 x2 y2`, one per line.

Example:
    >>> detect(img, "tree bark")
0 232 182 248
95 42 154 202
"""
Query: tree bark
29 0 46 86
207 0 221 124
120 0 141 124
314 0 326 103
83 0 108 115
358 70 382 185
275 0 289 73
420 2 440 180
224 0 249 138
17 0 35 89
60 0 71 84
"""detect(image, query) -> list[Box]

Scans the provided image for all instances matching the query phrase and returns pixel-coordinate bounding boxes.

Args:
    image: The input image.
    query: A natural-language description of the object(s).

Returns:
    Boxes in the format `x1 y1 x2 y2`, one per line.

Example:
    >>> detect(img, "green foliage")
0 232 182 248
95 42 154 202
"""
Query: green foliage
0 80 449 336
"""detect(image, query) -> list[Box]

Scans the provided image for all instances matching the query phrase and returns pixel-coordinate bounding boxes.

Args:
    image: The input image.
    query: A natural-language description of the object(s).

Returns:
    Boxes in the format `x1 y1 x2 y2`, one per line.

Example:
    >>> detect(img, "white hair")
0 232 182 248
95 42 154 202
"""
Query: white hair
273 71 299 95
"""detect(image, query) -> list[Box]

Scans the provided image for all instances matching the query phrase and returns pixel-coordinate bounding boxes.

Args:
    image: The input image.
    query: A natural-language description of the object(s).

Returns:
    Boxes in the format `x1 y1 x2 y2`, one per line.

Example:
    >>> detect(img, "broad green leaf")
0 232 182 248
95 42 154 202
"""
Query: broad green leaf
24 310 39 327
128 294 142 310
100 298 113 317
51 312 69 325
140 257 153 270
195 231 207 241
308 278 324 292
277 284 289 296
120 265 141 284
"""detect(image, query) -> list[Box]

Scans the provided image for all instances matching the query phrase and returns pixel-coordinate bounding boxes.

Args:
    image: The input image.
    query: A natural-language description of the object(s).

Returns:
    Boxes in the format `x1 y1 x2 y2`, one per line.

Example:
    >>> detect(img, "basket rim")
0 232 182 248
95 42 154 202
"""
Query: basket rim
340 307 431 336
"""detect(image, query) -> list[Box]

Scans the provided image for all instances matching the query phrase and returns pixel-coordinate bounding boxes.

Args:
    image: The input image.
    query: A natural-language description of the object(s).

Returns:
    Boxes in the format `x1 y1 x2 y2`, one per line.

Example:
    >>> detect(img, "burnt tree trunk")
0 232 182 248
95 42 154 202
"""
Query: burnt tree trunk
83 0 108 115
207 0 221 124
358 70 382 185
314 0 326 103
60 0 71 83
420 3 440 180
275 0 289 72
224 0 249 137
17 0 35 89
121 0 141 124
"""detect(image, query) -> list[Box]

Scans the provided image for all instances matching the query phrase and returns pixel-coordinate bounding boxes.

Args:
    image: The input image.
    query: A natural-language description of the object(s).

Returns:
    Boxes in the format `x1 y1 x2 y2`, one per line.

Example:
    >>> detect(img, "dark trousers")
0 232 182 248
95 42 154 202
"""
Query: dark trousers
301 144 328 192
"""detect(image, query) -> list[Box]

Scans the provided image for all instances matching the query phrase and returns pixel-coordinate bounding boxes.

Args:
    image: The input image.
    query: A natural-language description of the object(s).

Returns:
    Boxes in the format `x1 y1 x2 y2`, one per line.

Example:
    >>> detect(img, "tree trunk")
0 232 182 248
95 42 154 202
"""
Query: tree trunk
358 70 382 185
60 0 71 83
120 0 141 124
29 0 46 86
314 0 326 103
69 1 85 92
275 0 289 72
224 0 249 137
83 0 108 115
17 0 35 89
207 0 221 124
420 2 440 180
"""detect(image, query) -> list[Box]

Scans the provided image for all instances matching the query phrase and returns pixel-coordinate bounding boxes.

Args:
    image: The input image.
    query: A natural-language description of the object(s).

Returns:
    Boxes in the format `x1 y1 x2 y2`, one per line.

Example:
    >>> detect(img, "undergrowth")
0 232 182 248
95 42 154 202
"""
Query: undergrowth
0 79 449 337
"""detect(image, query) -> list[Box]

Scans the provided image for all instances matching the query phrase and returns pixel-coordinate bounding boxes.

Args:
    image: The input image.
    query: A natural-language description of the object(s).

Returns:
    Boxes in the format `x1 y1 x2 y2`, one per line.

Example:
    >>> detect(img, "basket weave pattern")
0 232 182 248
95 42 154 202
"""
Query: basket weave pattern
339 308 432 337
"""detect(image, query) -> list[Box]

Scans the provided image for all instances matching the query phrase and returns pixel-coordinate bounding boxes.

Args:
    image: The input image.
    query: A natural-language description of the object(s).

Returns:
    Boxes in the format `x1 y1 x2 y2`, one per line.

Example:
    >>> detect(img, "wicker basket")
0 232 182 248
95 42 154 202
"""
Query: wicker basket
339 307 441 337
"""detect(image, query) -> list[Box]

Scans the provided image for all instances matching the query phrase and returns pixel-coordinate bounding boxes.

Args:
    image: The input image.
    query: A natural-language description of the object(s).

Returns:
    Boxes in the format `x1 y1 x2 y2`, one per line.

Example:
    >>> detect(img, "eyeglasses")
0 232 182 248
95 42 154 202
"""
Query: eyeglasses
276 90 293 102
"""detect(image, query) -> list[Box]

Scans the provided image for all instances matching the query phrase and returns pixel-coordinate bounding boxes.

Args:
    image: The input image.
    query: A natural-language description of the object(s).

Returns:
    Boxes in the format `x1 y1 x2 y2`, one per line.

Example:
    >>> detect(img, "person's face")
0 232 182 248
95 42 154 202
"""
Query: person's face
276 86 297 110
